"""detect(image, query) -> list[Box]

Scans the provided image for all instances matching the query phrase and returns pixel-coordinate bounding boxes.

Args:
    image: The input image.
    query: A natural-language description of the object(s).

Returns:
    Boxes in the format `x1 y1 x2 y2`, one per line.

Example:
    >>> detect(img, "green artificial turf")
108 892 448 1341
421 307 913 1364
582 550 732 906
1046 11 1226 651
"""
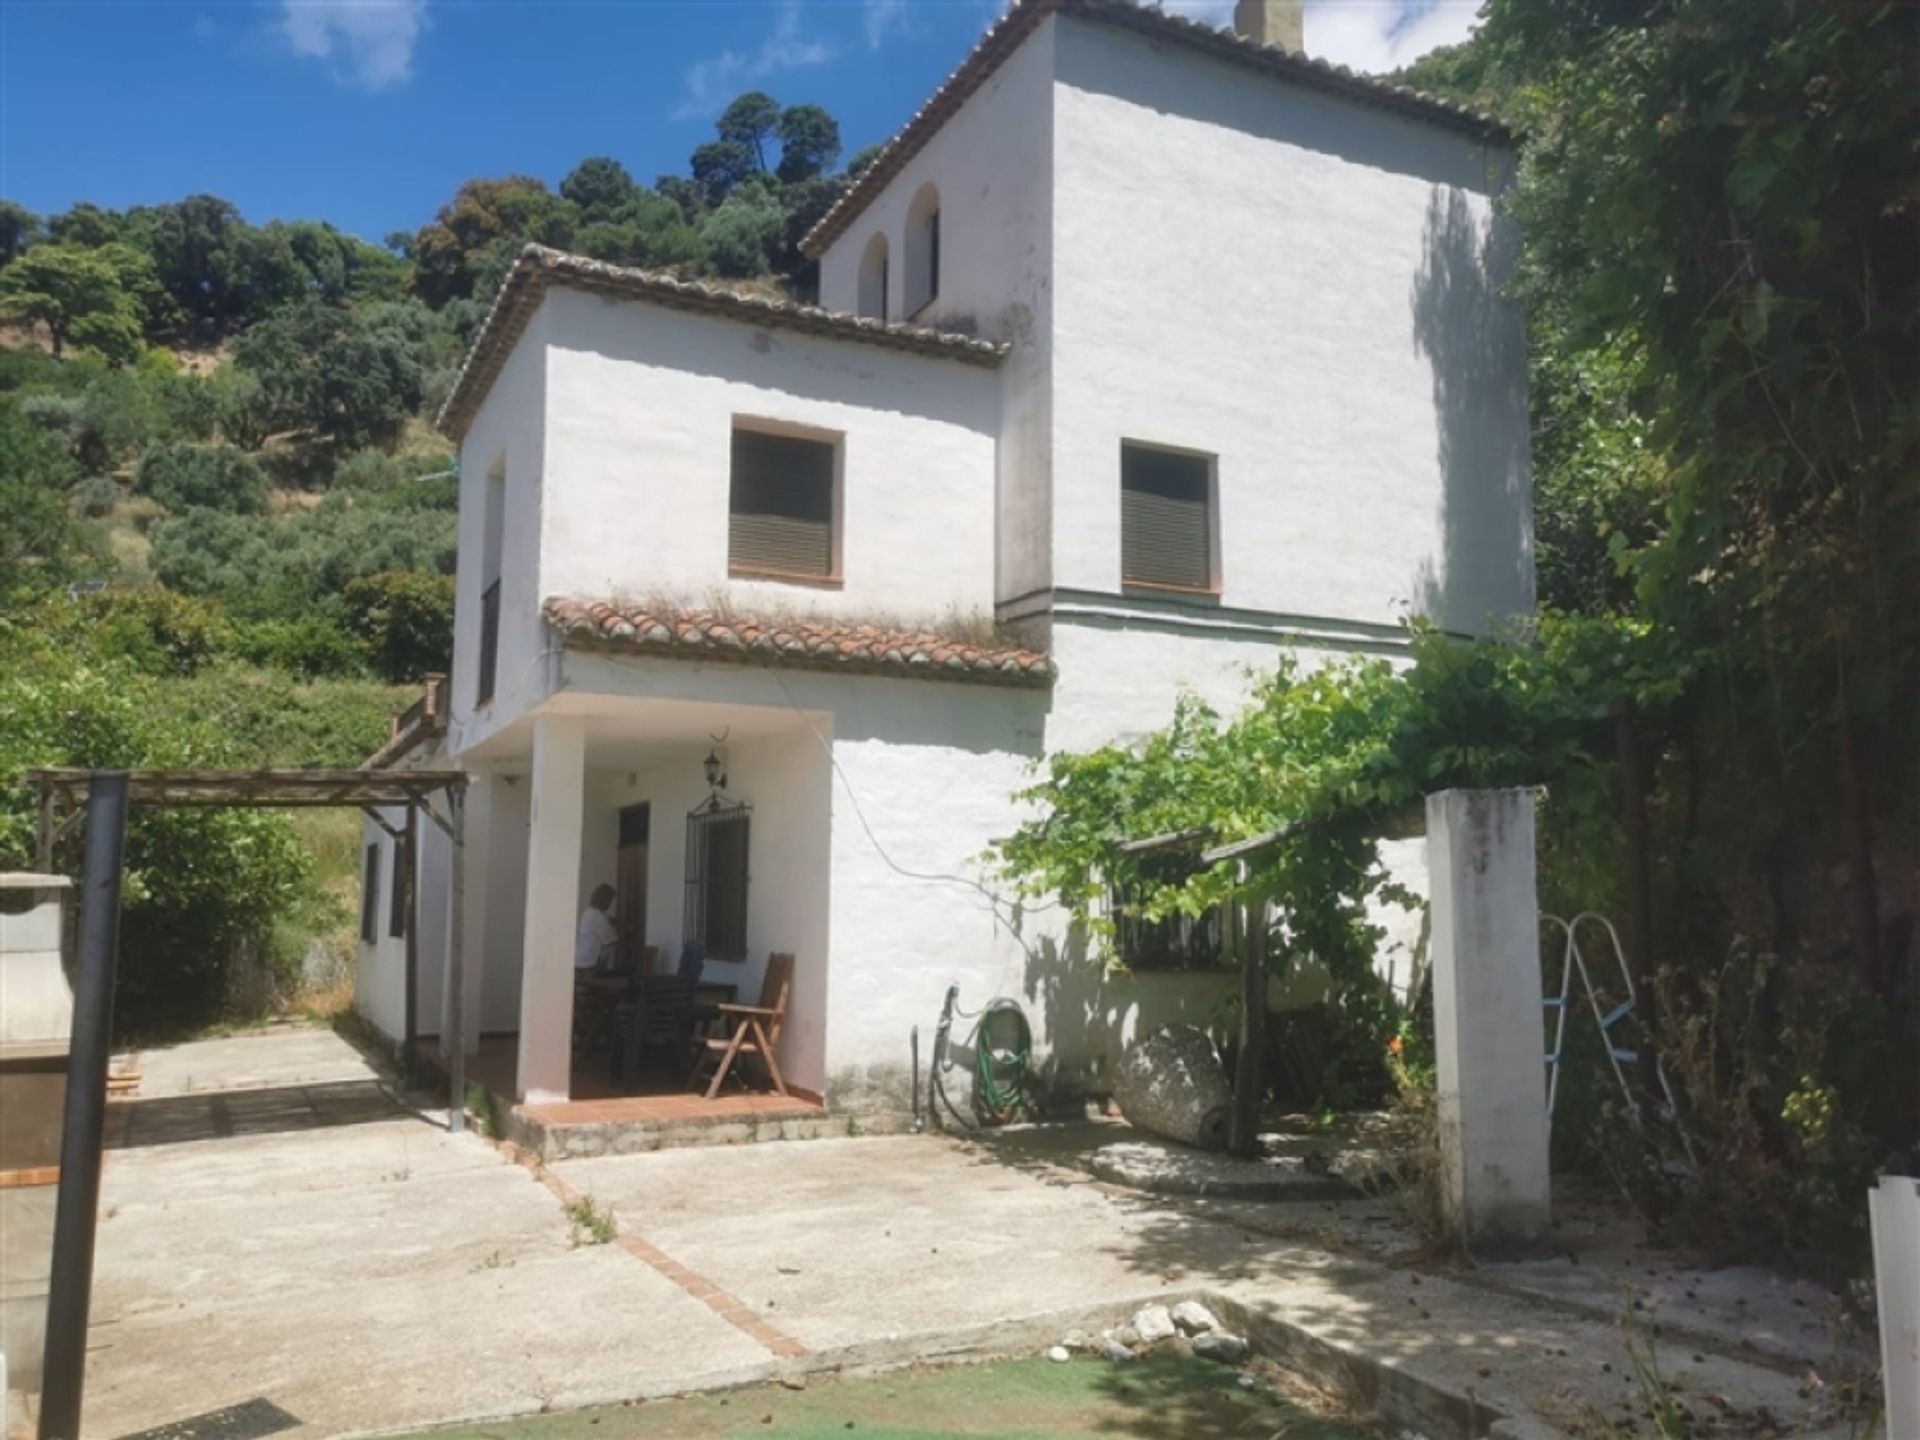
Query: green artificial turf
404 1352 1372 1439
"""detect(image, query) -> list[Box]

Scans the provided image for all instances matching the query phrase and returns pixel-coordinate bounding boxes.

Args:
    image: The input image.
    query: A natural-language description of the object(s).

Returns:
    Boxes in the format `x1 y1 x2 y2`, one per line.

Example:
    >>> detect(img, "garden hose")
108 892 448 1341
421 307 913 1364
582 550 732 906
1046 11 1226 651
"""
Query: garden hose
929 986 1032 1128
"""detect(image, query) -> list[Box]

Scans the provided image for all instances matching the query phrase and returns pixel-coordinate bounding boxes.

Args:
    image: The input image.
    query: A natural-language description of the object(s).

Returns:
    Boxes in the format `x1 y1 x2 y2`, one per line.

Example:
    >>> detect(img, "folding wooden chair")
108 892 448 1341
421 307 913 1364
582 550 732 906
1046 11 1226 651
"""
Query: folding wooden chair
694 952 793 1100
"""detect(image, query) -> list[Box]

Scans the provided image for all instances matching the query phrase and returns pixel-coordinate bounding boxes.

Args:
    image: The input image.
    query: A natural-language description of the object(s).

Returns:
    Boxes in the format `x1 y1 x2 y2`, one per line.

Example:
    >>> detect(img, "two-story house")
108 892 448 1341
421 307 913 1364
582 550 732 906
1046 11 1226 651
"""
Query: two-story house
355 0 1531 1115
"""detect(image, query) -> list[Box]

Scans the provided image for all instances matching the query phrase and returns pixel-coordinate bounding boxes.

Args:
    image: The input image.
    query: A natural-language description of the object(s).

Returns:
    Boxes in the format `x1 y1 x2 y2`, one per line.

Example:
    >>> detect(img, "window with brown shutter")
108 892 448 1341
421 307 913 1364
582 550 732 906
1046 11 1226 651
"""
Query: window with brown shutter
1121 443 1215 593
729 427 837 581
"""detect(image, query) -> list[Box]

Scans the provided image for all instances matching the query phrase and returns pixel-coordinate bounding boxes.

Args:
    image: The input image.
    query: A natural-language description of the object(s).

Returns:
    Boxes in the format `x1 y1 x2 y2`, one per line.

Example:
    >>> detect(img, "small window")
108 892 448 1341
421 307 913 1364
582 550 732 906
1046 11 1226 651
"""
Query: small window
387 834 409 938
1113 854 1237 971
1121 442 1215 593
685 807 751 960
729 426 838 580
857 233 889 322
904 183 940 316
360 843 382 944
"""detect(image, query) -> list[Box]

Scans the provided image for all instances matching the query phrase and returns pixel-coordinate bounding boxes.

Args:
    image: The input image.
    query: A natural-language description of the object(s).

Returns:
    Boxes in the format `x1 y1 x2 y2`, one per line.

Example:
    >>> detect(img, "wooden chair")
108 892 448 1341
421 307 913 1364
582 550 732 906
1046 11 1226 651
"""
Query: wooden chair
694 953 793 1100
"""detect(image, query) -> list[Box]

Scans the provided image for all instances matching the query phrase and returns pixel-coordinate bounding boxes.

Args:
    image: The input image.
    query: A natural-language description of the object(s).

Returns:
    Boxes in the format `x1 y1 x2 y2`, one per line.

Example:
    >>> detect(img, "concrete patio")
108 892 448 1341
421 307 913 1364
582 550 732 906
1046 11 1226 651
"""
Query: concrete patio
11 1026 1872 1439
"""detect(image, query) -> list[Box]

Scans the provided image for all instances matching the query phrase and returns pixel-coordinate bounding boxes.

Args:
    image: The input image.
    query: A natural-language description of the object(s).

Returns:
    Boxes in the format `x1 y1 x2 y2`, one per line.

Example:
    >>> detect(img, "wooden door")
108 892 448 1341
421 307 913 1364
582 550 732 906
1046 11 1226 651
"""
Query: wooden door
616 803 649 972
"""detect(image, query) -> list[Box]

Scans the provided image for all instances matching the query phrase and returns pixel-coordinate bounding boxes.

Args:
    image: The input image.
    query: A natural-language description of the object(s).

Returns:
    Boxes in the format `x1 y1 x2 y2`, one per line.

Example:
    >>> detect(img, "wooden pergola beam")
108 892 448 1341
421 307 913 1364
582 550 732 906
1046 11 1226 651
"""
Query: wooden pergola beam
26 768 467 810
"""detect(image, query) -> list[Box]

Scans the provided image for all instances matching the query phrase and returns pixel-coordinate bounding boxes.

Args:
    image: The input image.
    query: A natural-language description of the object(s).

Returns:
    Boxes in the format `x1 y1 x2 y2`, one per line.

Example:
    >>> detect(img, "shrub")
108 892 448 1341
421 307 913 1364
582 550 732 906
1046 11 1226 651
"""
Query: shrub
332 449 407 491
73 476 121 517
135 442 268 514
342 569 454 681
231 617 364 679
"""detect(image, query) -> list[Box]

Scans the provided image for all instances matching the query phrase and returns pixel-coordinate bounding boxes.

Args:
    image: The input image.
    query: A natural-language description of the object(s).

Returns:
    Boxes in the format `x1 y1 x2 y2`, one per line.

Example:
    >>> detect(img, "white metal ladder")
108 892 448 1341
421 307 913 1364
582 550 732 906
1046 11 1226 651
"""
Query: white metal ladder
1540 912 1697 1166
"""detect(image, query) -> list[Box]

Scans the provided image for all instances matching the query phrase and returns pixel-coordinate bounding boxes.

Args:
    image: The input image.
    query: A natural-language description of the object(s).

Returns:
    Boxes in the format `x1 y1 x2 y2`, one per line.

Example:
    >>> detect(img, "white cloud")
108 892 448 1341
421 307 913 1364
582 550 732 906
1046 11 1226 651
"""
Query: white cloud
1305 1 1480 74
1159 0 1480 74
864 0 908 49
280 0 428 91
673 1 834 120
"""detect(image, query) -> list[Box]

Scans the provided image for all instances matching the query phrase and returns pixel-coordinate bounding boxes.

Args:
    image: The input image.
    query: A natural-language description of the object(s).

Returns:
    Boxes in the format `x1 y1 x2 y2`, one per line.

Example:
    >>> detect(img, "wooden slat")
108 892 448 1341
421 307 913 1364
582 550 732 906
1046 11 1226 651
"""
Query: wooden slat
729 430 834 577
1122 446 1211 590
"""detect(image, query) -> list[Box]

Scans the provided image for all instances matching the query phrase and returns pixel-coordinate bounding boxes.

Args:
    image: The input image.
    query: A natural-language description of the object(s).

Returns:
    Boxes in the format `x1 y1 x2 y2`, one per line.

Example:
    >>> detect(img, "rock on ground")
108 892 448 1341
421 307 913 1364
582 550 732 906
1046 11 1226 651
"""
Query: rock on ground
1100 1340 1137 1363
1192 1332 1250 1363
1171 1300 1219 1334
1046 1345 1071 1363
1131 1303 1177 1345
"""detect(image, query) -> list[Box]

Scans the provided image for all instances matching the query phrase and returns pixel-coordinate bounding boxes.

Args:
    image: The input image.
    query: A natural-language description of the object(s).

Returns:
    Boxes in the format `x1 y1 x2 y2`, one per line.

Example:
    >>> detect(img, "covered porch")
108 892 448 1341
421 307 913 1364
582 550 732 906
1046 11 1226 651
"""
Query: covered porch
448 689 833 1111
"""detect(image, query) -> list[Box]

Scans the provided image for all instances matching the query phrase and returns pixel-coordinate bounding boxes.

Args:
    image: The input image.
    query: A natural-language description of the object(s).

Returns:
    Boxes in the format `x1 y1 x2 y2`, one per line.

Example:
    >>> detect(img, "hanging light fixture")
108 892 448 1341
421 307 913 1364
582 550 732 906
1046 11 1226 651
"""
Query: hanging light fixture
703 747 726 793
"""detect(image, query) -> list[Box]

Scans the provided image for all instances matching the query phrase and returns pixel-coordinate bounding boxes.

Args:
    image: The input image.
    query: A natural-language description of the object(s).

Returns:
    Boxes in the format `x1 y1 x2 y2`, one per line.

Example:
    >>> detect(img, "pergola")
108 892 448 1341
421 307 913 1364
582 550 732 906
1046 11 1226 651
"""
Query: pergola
25 767 470 1439
26 766 470 1122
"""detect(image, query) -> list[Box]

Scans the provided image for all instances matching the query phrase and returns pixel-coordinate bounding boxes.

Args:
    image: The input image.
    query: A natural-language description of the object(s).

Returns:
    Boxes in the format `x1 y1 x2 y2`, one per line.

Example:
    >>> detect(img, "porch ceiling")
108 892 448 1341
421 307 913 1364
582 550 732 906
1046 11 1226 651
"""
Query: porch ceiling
460 693 826 771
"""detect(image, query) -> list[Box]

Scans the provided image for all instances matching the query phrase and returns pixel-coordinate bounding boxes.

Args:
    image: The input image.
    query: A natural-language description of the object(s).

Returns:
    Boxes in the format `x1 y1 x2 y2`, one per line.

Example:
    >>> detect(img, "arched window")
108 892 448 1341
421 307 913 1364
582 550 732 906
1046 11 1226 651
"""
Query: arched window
903 183 941 317
857 232 890 321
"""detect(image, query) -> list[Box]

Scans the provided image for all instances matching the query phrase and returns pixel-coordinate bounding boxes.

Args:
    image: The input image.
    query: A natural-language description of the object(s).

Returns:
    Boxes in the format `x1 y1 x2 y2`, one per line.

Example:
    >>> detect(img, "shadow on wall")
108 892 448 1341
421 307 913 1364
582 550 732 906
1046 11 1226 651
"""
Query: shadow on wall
1015 914 1238 1106
1409 185 1533 634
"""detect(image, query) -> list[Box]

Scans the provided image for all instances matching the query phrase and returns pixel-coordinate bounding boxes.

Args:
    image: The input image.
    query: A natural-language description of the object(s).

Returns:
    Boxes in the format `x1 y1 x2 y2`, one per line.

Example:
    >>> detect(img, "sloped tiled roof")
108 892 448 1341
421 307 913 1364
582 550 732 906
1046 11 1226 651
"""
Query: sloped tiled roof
437 246 1008 440
802 0 1508 258
544 598 1054 688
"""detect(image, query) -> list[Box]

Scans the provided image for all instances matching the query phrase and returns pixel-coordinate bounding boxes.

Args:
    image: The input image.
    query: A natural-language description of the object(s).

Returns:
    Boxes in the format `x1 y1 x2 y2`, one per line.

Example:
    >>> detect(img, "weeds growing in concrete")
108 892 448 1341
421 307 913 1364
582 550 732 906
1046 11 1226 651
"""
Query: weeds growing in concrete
566 1195 617 1247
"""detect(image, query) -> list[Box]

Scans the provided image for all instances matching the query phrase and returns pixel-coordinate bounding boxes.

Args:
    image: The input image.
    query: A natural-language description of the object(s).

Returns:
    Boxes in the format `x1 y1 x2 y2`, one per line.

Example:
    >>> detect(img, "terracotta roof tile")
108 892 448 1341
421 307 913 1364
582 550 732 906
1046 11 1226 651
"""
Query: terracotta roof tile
544 598 1053 688
437 246 1007 440
802 0 1509 259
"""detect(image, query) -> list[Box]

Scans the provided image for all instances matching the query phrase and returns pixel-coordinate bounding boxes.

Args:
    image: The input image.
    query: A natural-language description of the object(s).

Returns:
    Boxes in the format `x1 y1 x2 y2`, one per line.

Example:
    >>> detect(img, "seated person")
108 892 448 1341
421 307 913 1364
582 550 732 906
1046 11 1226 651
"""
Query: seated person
575 884 619 974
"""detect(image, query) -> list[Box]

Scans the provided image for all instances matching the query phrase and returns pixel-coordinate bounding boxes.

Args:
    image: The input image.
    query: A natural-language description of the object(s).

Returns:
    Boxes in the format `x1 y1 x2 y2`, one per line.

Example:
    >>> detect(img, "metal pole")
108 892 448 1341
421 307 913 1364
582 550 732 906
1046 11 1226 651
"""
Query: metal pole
446 786 466 1134
38 772 130 1440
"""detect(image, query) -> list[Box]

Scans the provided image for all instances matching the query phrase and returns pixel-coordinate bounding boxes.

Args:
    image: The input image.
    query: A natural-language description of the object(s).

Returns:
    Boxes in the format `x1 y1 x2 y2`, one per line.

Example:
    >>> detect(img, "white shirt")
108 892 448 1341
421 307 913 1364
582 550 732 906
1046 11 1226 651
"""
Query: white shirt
575 906 618 970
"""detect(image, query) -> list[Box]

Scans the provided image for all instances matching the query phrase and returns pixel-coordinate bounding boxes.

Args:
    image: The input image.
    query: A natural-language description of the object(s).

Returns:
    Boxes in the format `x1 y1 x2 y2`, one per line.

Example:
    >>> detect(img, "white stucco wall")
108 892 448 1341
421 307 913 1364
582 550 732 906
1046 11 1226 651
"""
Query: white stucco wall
815 17 1058 605
352 785 454 1049
453 301 553 758
1046 16 1531 637
537 286 1000 630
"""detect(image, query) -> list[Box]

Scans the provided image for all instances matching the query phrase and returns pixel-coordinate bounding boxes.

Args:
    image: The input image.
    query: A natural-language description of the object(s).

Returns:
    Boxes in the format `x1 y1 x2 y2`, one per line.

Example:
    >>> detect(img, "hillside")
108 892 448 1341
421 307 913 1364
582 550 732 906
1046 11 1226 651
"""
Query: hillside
0 89 860 1035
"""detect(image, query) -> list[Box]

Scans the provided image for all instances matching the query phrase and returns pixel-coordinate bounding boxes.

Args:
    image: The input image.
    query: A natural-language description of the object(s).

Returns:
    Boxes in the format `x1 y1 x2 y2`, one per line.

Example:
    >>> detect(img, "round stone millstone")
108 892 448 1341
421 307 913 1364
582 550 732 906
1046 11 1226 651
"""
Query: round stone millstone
1109 1024 1233 1150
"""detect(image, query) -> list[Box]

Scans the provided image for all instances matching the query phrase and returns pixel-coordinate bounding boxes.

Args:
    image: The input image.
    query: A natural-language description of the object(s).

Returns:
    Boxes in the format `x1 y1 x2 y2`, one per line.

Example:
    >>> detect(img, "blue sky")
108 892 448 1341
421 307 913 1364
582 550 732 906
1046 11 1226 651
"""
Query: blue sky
0 0 1480 245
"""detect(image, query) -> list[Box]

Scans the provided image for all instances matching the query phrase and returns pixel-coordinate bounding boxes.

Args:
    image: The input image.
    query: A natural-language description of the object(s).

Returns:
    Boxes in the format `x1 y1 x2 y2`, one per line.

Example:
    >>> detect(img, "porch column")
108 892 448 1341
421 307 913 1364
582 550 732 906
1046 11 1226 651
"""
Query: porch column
517 714 586 1103
1427 787 1551 1253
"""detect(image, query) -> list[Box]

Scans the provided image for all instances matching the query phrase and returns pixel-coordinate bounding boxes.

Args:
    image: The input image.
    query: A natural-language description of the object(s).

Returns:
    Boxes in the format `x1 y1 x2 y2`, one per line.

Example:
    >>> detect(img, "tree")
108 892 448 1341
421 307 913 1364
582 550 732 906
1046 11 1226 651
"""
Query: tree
716 91 783 173
147 194 303 332
231 299 426 450
560 157 639 219
775 104 841 183
135 442 269 514
690 140 756 208
403 176 575 306
0 244 148 362
342 569 455 680
0 400 90 596
699 180 786 278
0 201 40 265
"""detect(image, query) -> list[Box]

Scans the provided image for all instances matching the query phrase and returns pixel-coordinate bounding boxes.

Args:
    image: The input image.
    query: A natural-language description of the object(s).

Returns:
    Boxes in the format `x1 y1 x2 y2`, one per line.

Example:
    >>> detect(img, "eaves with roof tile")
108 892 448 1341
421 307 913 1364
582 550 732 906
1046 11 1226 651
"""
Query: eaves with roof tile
544 598 1054 688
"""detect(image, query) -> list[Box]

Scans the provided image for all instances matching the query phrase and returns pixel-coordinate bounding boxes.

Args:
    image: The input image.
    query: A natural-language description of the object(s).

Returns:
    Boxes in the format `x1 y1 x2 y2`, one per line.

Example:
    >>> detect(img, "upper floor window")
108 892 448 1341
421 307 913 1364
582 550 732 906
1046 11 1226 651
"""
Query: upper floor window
1121 441 1216 594
857 233 889 322
477 455 505 706
904 183 940 317
729 423 840 582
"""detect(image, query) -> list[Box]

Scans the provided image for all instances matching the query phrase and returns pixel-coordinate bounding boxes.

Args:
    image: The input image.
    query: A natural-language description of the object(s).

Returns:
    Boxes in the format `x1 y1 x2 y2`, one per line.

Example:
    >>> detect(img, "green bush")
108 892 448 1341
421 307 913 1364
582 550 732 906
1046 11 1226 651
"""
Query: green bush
231 617 364 679
342 569 454 681
0 652 311 1032
332 449 408 491
73 476 121 517
136 442 268 514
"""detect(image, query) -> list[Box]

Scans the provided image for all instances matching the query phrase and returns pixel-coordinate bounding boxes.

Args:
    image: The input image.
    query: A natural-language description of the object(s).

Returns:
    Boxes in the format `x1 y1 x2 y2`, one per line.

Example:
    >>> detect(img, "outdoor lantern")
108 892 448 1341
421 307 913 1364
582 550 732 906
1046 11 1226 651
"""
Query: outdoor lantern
703 748 726 792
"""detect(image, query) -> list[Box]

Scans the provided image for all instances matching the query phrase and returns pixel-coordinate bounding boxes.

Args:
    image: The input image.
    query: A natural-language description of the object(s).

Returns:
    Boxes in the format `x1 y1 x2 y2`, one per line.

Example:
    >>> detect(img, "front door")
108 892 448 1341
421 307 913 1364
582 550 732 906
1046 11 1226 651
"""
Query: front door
616 803 650 972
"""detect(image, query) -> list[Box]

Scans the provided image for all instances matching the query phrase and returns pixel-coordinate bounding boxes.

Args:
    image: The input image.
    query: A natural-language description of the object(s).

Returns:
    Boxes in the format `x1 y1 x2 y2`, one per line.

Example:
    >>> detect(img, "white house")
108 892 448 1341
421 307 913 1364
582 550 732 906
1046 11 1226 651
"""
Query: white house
356 0 1531 1116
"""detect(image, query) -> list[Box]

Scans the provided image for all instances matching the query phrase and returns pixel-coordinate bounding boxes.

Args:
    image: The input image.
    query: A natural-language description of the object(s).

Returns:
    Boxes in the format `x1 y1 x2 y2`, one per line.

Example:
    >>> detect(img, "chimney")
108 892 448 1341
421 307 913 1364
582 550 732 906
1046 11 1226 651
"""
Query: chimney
1233 0 1303 53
